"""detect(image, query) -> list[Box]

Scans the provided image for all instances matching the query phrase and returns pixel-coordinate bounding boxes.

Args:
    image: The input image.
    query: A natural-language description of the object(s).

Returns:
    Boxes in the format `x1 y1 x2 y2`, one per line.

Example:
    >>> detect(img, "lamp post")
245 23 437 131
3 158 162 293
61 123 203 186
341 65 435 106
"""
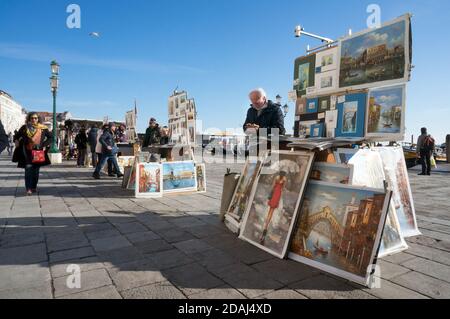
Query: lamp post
49 60 62 163
276 95 289 118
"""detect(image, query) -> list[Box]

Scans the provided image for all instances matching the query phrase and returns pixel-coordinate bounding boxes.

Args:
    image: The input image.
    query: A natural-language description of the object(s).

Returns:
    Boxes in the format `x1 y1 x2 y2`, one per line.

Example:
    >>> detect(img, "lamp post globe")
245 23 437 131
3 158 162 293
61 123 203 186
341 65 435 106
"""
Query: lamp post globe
49 61 60 157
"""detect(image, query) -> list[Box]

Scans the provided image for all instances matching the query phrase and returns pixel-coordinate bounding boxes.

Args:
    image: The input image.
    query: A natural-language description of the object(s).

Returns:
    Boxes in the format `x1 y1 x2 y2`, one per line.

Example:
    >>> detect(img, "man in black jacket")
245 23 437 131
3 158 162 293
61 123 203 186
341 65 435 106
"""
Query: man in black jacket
142 118 161 147
92 123 123 179
87 125 98 167
243 88 286 136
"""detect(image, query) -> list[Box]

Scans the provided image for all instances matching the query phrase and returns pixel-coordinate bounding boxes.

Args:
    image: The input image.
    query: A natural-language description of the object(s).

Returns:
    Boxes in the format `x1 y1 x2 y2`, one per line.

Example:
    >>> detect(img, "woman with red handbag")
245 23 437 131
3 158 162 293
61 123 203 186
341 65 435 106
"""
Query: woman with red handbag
13 112 53 195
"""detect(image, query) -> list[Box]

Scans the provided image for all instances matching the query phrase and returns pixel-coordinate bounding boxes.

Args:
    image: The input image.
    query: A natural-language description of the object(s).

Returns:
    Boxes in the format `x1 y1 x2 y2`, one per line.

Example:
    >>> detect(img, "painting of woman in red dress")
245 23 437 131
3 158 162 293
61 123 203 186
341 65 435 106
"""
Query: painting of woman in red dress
259 171 288 244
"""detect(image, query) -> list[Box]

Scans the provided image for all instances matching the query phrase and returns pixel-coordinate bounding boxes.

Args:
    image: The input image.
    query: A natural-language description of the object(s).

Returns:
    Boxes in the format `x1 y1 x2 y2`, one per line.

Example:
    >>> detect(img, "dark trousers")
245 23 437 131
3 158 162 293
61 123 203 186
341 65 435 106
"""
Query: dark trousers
96 153 114 174
94 153 120 176
420 150 431 175
77 149 87 166
25 164 40 190
91 151 97 167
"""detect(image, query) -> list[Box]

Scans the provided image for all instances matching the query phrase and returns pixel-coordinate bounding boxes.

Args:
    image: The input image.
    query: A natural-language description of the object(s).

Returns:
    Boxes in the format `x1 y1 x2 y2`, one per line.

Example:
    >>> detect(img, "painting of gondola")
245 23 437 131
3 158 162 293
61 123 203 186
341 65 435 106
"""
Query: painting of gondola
135 163 162 198
366 84 406 141
338 14 411 90
162 161 197 194
289 181 391 286
239 151 315 258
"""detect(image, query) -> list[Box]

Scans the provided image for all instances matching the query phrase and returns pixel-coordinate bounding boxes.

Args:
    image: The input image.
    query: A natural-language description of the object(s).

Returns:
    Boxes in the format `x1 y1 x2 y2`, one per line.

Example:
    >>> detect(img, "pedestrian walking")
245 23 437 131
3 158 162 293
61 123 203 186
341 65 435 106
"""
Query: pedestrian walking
7 132 15 156
88 125 98 167
93 122 123 179
12 112 53 195
0 120 8 155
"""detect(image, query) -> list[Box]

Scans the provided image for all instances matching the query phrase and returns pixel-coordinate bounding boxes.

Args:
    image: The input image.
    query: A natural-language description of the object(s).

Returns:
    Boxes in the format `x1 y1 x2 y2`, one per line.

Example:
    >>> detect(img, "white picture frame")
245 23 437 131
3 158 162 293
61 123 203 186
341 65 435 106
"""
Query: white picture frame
162 161 198 194
135 162 163 198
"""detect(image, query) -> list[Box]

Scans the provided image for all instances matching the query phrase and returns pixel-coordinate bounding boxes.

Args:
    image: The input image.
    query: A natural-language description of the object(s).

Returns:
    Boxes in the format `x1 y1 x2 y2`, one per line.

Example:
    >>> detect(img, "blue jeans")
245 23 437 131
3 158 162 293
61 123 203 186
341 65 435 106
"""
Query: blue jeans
94 152 120 176
25 164 40 190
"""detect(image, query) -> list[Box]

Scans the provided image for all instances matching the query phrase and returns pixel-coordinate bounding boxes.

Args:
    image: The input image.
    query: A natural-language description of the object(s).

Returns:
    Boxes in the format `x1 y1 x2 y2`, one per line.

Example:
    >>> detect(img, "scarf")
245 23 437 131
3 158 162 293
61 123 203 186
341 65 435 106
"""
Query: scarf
26 123 48 138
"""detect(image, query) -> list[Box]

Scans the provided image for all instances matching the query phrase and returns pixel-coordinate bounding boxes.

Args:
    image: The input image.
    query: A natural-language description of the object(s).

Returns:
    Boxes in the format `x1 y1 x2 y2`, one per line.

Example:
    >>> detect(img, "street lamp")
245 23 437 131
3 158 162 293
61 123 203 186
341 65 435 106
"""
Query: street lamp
276 95 289 118
294 25 336 54
49 60 62 162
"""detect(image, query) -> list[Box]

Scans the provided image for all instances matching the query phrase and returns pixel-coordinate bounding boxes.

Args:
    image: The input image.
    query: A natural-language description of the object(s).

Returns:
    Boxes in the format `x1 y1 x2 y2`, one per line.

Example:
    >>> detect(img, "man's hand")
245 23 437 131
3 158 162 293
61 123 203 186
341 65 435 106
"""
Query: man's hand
107 146 112 151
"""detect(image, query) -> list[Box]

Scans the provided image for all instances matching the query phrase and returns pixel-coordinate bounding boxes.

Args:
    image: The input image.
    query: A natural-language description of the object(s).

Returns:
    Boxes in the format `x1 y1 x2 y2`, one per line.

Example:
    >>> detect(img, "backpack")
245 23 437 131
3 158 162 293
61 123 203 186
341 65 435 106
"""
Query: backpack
423 135 435 151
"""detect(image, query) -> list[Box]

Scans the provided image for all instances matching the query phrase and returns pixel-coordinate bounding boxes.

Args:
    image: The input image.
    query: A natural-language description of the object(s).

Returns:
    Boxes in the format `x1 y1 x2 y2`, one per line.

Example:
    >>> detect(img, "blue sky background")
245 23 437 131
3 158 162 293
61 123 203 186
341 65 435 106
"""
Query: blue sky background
0 0 449 143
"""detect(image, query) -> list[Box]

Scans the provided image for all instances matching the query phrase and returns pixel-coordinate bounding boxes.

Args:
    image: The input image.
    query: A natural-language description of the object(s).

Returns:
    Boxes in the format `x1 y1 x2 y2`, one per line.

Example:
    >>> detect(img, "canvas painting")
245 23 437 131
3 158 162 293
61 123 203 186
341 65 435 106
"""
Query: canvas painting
316 46 338 73
196 164 207 193
117 156 135 175
375 147 420 237
334 148 358 164
135 163 162 198
240 151 315 258
127 161 137 190
310 163 353 185
227 159 262 221
306 98 318 114
339 14 411 90
335 93 367 138
162 161 197 194
298 120 320 138
295 97 307 115
294 54 316 96
310 123 324 138
366 84 406 141
289 181 391 286
348 149 408 256
318 96 331 112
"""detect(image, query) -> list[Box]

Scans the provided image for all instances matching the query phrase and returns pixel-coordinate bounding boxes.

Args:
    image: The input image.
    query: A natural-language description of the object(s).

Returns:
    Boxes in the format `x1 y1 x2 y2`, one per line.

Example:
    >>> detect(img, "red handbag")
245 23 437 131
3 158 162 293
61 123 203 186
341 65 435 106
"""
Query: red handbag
31 150 46 164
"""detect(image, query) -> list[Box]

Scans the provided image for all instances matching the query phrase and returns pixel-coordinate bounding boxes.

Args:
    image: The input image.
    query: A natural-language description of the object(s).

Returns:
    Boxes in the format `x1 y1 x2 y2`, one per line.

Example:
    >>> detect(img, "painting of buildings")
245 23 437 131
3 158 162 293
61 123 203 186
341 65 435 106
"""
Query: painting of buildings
226 159 262 222
240 151 314 258
135 163 162 198
162 161 197 193
367 85 405 140
339 15 410 89
289 181 389 285
310 163 352 184
375 147 420 237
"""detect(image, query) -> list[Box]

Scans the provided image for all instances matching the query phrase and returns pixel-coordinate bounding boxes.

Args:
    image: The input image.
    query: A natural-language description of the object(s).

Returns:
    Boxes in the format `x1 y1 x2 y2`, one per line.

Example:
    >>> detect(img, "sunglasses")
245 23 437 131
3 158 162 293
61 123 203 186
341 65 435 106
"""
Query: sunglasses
31 117 39 120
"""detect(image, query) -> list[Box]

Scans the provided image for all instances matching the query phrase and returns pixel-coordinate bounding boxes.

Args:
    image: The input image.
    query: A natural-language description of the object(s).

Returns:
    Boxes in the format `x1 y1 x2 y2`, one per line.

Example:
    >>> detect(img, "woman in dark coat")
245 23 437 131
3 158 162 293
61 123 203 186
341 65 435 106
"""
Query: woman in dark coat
13 112 53 195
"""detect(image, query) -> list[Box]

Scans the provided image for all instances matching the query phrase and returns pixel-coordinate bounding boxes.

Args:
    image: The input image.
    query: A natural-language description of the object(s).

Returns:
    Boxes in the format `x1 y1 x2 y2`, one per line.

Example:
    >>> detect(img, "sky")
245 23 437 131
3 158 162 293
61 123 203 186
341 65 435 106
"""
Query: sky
0 0 449 143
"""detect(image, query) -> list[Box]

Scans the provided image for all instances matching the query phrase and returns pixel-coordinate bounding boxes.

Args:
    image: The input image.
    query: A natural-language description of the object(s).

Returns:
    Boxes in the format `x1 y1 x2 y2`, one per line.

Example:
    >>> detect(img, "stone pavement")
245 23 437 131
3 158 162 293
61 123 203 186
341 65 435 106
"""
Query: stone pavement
1 153 450 299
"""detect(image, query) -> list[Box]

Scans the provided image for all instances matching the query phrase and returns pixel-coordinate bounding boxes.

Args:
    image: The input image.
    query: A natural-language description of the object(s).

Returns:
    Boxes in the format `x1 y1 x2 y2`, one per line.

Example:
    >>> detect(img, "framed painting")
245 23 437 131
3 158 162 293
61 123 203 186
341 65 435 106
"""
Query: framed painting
306 98 319 114
196 164 207 193
310 163 353 185
135 163 162 198
338 14 411 90
310 123 324 138
226 159 262 222
316 46 339 74
127 161 137 190
298 120 320 138
374 146 420 237
117 156 135 175
335 92 367 138
334 148 359 164
239 151 315 258
348 149 408 256
318 96 331 112
294 54 316 97
289 180 391 286
162 161 197 194
295 97 307 116
366 84 406 141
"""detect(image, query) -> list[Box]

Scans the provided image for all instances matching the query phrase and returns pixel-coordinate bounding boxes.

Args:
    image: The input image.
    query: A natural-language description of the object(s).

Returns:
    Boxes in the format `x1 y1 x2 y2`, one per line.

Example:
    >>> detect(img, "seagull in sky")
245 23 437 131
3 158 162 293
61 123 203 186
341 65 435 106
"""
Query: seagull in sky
89 32 100 38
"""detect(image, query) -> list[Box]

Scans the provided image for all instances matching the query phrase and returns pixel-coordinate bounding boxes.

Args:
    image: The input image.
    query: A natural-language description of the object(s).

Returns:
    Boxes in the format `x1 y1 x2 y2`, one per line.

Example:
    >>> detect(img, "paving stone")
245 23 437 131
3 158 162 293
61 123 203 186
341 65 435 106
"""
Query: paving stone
146 249 196 270
401 257 450 282
53 268 113 298
109 267 167 292
0 263 51 292
185 224 225 239
58 285 122 299
360 279 429 299
164 263 224 296
90 235 132 252
391 271 450 299
174 239 215 255
155 227 196 244
0 282 53 299
169 216 208 229
125 231 160 244
121 281 186 299
49 246 96 263
290 275 376 299
190 249 238 271
405 243 450 266
50 256 105 278
259 289 308 299
113 221 149 234
252 258 320 285
99 246 146 267
0 232 45 248
377 260 411 280
135 239 174 255
381 252 416 264
85 228 122 240
46 234 90 253
0 243 47 264
188 285 247 299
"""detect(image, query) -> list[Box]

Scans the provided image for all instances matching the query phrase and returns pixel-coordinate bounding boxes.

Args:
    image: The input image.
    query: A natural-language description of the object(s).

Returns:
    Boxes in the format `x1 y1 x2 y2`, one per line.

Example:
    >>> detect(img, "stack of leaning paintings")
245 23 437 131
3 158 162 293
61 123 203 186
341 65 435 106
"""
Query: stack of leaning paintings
223 146 419 287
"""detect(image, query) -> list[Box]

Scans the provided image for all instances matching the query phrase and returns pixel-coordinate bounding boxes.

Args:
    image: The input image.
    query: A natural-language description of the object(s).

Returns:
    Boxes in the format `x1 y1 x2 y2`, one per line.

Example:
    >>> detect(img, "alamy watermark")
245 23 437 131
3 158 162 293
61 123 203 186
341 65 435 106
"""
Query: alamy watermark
66 264 81 289
66 4 81 29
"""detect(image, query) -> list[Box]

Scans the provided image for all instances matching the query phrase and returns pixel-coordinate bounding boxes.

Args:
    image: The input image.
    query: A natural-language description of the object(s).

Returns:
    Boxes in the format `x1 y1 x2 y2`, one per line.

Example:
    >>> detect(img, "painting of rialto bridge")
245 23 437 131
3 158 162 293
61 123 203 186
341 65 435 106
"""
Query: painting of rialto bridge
291 182 387 276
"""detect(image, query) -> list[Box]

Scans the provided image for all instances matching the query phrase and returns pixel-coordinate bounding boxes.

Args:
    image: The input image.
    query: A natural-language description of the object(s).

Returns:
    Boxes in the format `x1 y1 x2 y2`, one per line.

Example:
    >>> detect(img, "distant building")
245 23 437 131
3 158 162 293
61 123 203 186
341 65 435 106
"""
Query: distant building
168 90 197 145
0 90 27 134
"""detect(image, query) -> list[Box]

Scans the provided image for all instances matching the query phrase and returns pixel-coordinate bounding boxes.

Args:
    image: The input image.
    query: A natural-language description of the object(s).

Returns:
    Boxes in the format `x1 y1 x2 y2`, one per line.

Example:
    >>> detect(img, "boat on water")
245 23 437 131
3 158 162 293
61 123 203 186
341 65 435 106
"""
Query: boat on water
314 240 329 256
